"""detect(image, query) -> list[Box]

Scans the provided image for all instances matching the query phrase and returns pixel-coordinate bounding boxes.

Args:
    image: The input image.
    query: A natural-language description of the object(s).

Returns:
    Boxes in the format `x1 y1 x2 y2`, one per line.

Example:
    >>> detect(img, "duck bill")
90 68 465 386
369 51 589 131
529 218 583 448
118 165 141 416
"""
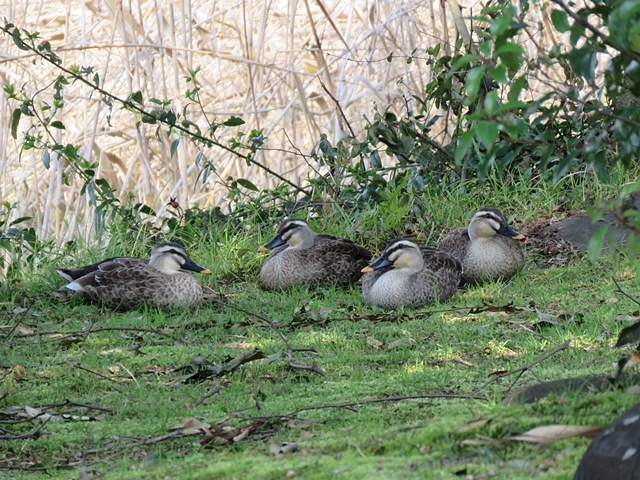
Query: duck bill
497 222 525 241
258 234 286 252
362 255 393 273
182 257 212 274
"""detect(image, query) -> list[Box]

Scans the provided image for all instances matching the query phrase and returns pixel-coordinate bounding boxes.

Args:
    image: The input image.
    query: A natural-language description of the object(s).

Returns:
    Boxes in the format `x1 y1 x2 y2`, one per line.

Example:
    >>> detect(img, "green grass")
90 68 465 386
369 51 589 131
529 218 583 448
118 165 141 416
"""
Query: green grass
2 173 640 479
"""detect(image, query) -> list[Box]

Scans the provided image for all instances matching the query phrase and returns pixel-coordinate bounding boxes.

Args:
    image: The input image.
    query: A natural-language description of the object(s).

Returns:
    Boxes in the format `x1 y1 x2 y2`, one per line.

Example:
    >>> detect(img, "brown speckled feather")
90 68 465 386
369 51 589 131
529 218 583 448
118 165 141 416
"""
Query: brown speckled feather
56 257 148 281
362 242 462 309
439 209 525 284
74 258 204 310
259 222 372 290
60 243 209 310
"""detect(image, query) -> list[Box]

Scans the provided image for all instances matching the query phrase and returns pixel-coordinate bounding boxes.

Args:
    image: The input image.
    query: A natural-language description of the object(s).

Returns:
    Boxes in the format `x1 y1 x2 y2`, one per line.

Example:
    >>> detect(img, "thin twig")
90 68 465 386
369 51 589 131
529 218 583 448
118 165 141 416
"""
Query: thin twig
81 427 92 480
0 24 312 197
319 79 355 138
17 326 181 342
613 276 640 308
548 0 640 65
219 301 325 376
192 384 224 408
37 399 114 413
72 364 125 393
249 392 485 422
2 298 37 341
473 339 571 394
0 416 51 440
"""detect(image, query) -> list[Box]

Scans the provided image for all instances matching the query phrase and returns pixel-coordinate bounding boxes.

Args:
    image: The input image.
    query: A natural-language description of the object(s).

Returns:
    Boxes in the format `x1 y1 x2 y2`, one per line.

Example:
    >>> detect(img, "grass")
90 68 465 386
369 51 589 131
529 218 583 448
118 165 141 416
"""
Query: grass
2 172 640 479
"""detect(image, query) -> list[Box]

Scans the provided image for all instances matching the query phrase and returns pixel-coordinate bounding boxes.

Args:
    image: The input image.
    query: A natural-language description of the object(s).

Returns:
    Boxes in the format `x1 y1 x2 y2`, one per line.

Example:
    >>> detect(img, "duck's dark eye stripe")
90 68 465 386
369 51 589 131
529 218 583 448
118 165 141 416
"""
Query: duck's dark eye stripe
386 242 412 255
280 221 307 236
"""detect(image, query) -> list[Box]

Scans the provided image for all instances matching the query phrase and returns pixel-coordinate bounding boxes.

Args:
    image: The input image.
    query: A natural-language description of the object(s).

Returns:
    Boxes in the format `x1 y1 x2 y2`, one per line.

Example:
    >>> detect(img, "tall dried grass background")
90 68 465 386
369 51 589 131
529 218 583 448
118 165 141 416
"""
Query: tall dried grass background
1 0 566 244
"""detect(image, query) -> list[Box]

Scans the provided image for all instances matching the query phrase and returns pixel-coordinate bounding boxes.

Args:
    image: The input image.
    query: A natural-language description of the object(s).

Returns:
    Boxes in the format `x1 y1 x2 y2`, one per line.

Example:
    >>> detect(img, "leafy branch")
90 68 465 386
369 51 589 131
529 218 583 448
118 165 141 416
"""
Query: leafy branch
1 21 311 197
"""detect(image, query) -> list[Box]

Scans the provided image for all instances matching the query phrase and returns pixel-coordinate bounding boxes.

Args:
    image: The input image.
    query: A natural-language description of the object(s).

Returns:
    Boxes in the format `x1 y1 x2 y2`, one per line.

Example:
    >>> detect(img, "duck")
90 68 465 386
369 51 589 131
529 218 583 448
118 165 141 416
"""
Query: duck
438 207 525 284
257 219 373 290
361 238 462 309
58 242 211 310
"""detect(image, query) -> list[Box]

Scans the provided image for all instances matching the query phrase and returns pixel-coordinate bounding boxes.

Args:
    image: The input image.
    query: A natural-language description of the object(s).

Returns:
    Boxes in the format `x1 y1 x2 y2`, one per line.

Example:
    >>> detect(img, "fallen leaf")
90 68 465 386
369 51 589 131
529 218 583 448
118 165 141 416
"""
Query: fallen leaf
167 417 208 434
453 358 474 367
460 436 504 446
457 418 491 433
366 336 383 349
510 425 603 443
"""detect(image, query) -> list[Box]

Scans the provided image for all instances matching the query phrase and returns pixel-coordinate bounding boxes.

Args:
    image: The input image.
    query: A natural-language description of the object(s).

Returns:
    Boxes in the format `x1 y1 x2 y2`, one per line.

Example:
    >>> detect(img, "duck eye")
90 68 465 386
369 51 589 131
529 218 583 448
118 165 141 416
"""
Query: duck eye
170 249 177 254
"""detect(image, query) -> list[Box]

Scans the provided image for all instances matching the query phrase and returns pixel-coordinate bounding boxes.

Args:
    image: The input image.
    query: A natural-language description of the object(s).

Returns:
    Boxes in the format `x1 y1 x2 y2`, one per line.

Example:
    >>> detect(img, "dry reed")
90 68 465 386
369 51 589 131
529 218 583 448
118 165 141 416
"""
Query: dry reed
1 0 568 244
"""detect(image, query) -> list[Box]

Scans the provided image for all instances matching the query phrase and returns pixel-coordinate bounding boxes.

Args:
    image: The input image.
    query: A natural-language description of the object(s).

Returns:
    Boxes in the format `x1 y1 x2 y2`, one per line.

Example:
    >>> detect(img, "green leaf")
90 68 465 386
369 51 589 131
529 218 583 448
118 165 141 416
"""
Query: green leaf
475 121 499 148
550 10 571 33
450 54 479 73
141 115 157 124
489 14 513 38
465 65 487 98
223 116 245 127
63 144 78 160
10 108 21 139
587 224 609 261
454 130 474 165
136 204 156 216
130 91 143 104
496 43 524 71
568 46 598 83
85 181 96 206
370 151 381 169
170 138 180 158
9 216 32 226
12 28 29 51
489 64 508 84
236 178 259 191
42 149 50 169
508 76 527 102
50 120 65 129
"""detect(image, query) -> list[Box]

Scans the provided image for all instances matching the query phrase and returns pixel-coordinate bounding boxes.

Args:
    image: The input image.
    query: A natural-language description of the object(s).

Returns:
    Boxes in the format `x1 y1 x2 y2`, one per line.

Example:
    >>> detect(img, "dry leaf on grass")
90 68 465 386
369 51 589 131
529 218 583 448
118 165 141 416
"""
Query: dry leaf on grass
461 424 603 445
510 425 604 443
452 358 474 367
0 325 34 335
366 336 383 349
460 435 505 446
167 416 256 446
